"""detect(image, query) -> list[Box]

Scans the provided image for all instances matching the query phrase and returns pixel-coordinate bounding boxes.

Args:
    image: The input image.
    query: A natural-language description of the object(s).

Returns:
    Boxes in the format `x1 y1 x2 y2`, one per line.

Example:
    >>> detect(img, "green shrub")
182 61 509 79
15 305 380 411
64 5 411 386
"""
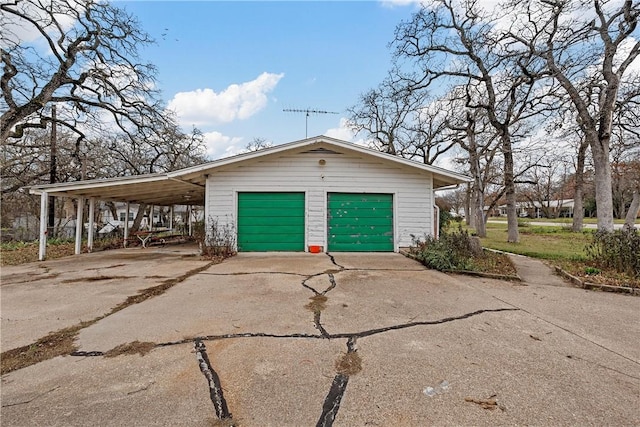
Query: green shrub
584 266 601 276
586 228 640 278
410 227 477 271
439 209 453 234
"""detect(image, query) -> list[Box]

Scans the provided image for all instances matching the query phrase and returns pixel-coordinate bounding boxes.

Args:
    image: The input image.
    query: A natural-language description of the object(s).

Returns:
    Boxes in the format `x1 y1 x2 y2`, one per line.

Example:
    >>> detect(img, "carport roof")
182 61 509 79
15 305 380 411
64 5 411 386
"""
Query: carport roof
29 136 471 205
29 173 206 206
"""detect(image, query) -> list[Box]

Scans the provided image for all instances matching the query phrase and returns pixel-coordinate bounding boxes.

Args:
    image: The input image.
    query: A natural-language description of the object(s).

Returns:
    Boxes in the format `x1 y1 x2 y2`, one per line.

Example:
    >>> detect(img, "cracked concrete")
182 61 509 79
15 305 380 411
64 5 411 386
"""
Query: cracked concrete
2 249 639 426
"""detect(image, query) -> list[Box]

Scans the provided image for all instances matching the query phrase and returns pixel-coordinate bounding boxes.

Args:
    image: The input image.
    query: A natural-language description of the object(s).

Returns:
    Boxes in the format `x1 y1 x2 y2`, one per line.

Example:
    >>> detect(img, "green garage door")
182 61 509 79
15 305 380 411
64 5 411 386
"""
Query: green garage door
327 193 393 252
237 192 305 251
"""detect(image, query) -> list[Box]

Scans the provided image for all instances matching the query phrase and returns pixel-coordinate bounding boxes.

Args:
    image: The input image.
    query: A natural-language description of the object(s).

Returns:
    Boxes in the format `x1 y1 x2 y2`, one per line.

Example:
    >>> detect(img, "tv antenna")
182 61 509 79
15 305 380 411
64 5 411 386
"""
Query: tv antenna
283 108 339 138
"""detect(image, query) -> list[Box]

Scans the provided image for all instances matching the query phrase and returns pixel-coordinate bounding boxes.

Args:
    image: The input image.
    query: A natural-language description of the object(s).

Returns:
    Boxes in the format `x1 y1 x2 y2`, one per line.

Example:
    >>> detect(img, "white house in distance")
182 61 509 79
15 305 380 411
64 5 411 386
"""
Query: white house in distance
29 136 470 259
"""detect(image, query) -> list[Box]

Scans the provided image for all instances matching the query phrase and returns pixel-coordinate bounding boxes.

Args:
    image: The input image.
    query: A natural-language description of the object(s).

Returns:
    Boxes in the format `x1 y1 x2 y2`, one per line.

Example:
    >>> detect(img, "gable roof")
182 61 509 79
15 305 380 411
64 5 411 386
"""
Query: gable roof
29 135 470 206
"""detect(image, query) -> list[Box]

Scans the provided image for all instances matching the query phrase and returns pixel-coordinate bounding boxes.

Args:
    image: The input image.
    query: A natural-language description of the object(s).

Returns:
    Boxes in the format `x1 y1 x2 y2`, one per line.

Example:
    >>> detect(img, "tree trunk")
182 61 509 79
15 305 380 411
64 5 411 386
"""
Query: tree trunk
590 135 614 232
623 189 640 230
503 134 519 243
130 203 148 232
105 201 118 222
474 188 486 237
571 140 588 232
464 185 472 226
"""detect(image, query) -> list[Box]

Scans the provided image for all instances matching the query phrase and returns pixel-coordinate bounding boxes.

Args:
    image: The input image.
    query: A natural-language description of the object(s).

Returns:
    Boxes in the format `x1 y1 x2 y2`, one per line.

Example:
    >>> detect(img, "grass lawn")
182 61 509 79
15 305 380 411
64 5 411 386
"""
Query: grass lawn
477 222 592 260
487 217 626 225
463 221 639 288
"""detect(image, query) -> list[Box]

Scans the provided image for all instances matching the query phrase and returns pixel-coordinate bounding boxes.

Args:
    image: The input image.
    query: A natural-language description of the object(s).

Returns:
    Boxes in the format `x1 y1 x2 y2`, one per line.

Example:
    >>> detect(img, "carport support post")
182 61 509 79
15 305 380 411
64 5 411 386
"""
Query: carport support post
39 192 49 261
188 205 192 236
87 198 95 252
75 196 84 255
169 205 174 229
123 202 130 248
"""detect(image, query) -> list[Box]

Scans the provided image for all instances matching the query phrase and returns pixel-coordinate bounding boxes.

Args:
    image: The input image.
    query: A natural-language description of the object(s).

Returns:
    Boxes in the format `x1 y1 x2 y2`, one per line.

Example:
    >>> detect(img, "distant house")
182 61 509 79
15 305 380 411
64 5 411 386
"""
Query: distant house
492 199 575 218
29 136 470 259
97 203 199 234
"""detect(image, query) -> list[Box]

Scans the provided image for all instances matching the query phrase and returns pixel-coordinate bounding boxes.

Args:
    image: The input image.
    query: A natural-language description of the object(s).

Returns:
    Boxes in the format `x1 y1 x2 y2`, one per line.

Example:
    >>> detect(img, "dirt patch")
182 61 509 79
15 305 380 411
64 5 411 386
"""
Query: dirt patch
335 351 362 376
1 272 61 286
0 260 219 374
305 294 328 312
104 341 156 358
61 275 133 284
1 242 76 266
209 418 238 427
473 252 517 276
554 260 639 289
465 396 501 410
0 321 92 374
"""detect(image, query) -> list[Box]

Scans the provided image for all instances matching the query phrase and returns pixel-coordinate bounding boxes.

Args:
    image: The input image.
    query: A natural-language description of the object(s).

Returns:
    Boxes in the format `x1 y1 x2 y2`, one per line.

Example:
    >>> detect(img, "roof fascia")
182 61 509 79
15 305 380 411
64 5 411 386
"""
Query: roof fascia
28 174 169 195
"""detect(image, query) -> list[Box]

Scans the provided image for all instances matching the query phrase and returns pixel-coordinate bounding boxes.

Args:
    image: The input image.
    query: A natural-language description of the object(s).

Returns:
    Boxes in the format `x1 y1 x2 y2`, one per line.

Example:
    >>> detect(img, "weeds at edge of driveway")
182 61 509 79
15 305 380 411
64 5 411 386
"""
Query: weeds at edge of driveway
0 260 219 375
103 341 156 358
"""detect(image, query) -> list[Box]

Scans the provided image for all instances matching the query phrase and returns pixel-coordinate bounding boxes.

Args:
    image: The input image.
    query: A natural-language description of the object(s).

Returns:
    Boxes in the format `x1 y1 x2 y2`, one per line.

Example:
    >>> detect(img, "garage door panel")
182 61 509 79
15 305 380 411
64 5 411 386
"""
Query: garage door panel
328 193 393 252
328 226 394 237
237 216 305 227
238 200 305 210
238 192 305 252
328 216 392 226
238 233 305 244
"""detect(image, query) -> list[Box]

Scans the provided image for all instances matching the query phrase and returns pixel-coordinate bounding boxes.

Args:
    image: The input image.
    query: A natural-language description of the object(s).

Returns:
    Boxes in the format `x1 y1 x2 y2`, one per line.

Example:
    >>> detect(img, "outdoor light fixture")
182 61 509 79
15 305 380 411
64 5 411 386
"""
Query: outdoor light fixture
318 159 326 165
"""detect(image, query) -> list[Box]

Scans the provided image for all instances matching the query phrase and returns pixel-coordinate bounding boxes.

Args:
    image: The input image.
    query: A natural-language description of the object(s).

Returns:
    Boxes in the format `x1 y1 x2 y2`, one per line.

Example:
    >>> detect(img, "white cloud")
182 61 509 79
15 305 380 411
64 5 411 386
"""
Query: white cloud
379 0 422 9
202 131 244 160
325 118 368 147
167 72 284 127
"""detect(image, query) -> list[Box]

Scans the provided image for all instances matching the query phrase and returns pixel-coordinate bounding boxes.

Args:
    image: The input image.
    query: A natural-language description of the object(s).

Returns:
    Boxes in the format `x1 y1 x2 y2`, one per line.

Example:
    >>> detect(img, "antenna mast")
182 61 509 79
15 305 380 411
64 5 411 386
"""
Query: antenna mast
283 108 339 138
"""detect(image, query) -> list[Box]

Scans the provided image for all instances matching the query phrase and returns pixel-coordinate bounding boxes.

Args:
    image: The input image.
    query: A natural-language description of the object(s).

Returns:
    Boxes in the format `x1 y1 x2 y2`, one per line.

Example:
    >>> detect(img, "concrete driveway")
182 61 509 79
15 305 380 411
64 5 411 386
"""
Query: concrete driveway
1 247 639 426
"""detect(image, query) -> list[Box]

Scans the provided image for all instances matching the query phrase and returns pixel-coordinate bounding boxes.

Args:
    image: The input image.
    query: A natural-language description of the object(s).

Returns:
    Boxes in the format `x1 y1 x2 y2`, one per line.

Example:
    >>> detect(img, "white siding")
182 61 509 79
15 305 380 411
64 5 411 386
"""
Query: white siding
205 149 434 251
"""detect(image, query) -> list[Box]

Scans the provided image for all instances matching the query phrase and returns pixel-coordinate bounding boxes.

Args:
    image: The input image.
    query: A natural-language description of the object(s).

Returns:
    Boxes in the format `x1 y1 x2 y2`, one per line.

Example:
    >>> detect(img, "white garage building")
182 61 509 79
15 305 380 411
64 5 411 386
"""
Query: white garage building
30 136 469 258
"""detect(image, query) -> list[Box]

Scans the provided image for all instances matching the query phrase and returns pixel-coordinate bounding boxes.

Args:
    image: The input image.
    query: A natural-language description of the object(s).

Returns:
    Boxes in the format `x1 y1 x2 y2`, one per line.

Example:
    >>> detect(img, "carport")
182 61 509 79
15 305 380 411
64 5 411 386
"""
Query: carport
29 173 206 261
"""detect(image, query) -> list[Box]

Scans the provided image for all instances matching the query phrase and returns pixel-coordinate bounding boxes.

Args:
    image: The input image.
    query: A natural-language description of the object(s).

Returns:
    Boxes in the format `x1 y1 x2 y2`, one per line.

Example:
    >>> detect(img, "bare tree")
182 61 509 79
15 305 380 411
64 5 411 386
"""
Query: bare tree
347 79 422 156
446 88 501 237
391 0 548 242
1 0 168 147
245 137 273 152
512 0 640 231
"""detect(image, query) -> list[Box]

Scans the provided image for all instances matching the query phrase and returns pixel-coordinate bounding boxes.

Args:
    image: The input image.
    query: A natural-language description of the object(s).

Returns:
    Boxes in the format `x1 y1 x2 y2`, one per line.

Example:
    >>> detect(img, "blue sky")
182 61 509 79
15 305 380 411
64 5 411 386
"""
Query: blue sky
116 1 422 158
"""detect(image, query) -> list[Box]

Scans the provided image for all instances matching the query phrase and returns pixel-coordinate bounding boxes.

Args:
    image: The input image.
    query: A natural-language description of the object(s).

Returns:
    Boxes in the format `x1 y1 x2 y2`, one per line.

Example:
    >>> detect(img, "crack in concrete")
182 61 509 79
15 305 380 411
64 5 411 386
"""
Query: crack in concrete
323 273 338 295
326 253 345 270
330 308 520 339
201 271 306 277
70 350 104 357
126 381 155 395
305 273 339 338
73 308 518 354
317 374 348 427
195 340 234 424
316 337 358 427
314 311 331 338
1 386 60 408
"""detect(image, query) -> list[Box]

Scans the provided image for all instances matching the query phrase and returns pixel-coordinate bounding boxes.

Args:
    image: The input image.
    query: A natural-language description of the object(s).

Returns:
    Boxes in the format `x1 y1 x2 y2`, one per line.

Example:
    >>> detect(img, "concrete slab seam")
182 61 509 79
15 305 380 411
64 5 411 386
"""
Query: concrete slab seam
195 339 233 424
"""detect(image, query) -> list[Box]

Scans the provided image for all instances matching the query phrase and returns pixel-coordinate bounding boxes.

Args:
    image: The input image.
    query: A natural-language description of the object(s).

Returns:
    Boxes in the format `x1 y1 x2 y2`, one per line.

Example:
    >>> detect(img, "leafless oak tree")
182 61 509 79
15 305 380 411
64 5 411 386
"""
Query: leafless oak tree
391 0 548 242
510 0 640 231
1 0 168 147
